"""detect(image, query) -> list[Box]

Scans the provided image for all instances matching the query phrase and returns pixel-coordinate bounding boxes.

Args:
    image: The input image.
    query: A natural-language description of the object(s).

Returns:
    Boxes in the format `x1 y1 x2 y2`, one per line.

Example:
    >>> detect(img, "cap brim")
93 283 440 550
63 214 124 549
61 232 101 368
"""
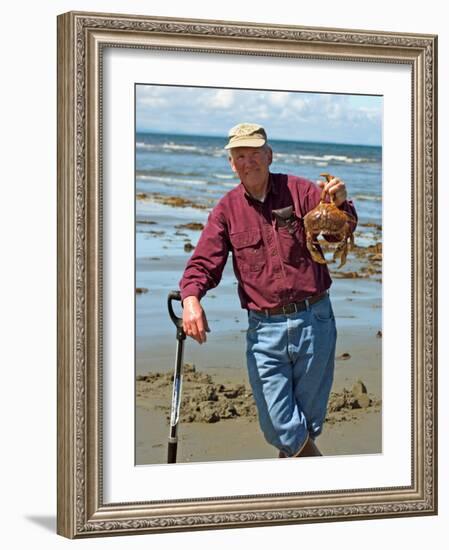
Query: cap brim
224 137 266 150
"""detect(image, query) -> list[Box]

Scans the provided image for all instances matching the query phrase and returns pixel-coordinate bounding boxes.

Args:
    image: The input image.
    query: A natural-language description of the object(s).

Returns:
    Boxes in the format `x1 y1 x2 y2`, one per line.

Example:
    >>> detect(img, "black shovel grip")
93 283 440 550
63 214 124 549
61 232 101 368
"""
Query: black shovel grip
167 290 183 328
168 290 186 342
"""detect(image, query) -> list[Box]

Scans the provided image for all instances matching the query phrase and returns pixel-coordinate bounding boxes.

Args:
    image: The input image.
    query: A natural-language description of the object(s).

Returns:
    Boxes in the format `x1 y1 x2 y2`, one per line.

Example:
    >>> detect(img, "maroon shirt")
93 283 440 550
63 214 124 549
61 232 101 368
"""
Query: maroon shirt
179 172 357 310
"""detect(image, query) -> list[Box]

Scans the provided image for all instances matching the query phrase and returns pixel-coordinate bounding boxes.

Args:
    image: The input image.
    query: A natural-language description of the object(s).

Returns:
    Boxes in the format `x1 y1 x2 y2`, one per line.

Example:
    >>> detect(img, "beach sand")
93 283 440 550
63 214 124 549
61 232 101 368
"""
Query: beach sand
135 196 382 465
136 362 382 464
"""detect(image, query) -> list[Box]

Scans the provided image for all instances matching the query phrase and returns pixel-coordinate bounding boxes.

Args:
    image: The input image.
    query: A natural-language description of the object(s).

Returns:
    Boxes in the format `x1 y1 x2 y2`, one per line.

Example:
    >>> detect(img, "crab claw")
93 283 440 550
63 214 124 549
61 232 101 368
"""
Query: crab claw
319 172 334 183
332 234 353 268
318 173 335 201
306 236 327 264
333 241 348 268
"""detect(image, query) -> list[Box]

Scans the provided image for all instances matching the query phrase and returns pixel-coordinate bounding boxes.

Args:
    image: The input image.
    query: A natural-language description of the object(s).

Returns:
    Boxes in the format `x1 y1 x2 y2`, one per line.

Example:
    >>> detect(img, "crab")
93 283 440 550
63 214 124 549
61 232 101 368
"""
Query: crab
303 173 356 268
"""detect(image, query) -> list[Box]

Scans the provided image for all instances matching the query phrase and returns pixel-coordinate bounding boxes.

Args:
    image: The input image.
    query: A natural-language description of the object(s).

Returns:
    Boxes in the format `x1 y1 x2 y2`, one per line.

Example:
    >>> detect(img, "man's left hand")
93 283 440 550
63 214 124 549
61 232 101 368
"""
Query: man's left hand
317 176 347 207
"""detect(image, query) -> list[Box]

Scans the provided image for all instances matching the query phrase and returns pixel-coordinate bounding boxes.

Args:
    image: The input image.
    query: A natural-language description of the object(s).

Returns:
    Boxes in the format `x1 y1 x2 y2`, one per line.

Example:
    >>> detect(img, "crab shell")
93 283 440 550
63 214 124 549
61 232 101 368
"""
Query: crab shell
303 199 355 268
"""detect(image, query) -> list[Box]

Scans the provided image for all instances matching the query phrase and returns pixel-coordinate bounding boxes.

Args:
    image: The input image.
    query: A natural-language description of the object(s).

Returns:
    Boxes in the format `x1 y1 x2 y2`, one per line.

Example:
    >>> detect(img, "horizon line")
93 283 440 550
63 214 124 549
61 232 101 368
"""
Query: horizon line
135 129 382 148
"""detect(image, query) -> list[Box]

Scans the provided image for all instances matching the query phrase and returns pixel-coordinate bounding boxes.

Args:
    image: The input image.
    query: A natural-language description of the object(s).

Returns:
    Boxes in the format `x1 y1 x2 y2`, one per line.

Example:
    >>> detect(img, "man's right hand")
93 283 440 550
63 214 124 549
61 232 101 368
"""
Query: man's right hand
182 296 210 344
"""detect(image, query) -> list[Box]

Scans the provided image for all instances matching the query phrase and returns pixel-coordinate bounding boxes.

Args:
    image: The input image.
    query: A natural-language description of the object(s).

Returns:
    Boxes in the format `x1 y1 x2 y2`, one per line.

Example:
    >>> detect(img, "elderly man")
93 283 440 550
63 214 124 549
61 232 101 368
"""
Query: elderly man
179 123 357 458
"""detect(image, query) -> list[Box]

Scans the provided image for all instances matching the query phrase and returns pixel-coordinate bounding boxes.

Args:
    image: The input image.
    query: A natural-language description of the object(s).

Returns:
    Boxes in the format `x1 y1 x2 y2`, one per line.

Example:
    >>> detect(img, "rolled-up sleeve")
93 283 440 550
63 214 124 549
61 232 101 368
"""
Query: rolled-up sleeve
179 208 230 302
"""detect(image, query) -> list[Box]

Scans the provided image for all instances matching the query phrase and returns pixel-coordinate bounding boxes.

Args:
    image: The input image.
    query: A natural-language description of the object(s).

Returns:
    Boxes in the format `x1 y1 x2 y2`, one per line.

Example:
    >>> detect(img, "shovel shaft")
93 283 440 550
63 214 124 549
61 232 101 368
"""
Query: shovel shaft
169 339 185 429
167 290 186 464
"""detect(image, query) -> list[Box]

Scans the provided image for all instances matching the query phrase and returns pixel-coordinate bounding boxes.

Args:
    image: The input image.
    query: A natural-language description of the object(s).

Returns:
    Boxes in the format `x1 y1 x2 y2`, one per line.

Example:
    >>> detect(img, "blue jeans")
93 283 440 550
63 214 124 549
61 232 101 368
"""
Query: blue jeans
246 293 337 457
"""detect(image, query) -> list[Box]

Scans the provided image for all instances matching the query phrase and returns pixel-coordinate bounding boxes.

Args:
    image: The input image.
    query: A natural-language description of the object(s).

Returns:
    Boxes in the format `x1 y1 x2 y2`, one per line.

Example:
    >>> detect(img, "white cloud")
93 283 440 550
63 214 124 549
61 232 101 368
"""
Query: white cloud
269 93 291 107
206 89 235 109
324 101 343 120
138 95 168 107
136 85 172 108
291 97 309 112
357 106 382 121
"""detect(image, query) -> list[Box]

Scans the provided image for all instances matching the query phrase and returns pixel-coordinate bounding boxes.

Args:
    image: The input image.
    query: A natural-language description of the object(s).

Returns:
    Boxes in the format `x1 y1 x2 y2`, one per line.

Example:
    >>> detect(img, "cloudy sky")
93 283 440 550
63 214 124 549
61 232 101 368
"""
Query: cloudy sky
136 85 382 146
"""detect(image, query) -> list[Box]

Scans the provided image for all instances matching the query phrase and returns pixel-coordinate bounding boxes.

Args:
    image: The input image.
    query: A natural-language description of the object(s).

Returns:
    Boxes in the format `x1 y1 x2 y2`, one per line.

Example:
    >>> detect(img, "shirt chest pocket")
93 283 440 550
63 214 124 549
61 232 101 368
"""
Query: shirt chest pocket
230 229 265 273
277 217 306 267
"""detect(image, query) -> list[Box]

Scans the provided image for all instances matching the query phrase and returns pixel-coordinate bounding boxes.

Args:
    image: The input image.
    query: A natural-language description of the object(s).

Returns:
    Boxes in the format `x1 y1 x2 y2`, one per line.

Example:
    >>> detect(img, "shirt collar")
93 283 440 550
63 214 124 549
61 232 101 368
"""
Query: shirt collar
240 172 277 203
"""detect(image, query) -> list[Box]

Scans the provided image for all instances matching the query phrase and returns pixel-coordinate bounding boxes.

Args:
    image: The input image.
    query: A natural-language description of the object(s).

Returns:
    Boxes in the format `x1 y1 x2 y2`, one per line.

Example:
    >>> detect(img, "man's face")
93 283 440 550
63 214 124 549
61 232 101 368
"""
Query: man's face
228 145 273 191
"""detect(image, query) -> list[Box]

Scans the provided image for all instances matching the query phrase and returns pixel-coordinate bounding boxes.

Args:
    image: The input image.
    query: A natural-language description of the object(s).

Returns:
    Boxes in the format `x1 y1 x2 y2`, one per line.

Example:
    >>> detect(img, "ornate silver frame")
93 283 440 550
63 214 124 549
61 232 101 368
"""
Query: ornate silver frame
57 11 438 538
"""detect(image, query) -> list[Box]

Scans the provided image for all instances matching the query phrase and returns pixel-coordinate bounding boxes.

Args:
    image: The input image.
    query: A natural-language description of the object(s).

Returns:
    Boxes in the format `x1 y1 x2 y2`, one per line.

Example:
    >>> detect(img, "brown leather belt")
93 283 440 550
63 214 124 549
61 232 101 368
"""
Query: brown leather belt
261 291 328 317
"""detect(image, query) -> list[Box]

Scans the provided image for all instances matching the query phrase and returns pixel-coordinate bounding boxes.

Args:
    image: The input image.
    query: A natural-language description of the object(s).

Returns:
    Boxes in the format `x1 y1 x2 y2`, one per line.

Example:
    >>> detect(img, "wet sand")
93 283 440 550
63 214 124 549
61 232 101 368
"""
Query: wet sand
137 406 382 464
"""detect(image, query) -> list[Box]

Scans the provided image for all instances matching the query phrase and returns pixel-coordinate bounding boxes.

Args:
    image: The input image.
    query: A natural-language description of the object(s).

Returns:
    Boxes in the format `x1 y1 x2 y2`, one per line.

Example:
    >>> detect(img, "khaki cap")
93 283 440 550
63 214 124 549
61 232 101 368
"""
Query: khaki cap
224 122 267 149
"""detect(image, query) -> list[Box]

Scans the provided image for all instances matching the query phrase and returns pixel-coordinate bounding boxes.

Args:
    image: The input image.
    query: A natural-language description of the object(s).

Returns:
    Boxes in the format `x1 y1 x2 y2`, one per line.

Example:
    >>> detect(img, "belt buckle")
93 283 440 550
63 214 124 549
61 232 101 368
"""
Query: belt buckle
282 302 297 315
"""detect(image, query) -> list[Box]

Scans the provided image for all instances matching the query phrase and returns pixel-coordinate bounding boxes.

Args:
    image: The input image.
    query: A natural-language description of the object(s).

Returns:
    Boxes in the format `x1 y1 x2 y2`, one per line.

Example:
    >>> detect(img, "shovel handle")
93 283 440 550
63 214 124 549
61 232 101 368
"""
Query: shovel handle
168 290 183 328
168 290 186 341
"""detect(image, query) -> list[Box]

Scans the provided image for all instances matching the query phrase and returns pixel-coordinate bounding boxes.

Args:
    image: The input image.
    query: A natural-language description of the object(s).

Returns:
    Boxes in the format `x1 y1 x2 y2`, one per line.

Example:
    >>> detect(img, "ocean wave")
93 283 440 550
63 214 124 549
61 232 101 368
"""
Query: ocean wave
136 142 157 150
162 143 198 152
136 174 207 186
136 141 226 157
353 194 382 202
137 141 201 153
274 152 375 165
136 168 204 177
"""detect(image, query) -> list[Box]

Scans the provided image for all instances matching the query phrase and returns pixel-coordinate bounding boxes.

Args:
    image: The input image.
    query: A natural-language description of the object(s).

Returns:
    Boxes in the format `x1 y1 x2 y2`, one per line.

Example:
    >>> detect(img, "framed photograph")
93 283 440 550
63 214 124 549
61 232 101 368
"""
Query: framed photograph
57 11 437 538
134 84 383 467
